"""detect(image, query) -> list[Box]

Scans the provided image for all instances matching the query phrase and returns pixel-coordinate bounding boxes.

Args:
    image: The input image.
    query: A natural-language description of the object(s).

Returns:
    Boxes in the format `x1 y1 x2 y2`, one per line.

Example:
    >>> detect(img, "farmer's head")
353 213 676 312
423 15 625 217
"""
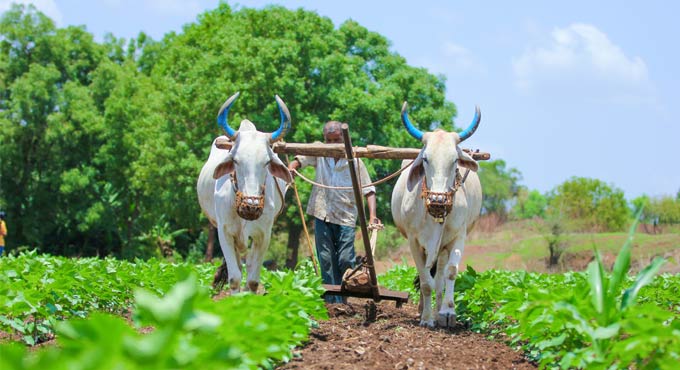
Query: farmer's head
323 121 343 144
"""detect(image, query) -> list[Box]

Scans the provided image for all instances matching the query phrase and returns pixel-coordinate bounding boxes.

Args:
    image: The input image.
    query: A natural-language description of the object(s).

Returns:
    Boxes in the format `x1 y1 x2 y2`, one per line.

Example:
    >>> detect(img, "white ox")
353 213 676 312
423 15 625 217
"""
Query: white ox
391 102 483 328
197 92 292 294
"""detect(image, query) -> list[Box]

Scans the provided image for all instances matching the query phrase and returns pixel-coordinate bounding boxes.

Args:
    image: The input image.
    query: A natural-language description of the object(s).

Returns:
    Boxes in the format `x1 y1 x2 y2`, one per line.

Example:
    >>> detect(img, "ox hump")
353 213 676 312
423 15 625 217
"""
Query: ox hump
239 119 257 132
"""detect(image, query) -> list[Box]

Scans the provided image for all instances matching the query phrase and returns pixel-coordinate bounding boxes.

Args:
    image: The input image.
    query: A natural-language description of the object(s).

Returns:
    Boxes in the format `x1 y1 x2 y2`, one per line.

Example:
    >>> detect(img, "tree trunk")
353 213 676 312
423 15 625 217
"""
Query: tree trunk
205 224 216 262
285 224 302 269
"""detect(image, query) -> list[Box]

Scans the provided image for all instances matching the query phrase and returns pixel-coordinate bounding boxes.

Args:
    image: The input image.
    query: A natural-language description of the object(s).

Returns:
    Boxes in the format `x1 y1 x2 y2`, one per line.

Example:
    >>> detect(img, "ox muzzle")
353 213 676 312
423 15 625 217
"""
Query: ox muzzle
231 174 266 221
235 188 265 221
420 169 463 223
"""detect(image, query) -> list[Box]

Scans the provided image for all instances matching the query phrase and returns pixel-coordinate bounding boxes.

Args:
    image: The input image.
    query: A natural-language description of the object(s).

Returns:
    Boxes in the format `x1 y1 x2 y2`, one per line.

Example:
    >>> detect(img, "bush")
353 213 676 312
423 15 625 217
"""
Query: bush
547 177 630 232
648 196 680 224
512 188 547 219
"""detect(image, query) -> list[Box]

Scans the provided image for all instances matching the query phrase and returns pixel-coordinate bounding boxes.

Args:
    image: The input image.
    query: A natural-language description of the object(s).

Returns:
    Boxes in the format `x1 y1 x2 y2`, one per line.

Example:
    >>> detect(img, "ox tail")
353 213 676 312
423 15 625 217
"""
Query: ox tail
213 260 229 291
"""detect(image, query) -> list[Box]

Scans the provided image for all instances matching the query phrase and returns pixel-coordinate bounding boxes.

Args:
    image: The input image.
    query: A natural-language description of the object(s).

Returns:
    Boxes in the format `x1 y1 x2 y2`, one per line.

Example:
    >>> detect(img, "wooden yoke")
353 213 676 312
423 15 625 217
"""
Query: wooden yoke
215 137 491 161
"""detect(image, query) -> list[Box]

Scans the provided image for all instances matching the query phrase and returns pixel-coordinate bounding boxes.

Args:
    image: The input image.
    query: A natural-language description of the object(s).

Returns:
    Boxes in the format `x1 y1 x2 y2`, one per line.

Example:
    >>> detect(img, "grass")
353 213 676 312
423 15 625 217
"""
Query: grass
463 219 680 273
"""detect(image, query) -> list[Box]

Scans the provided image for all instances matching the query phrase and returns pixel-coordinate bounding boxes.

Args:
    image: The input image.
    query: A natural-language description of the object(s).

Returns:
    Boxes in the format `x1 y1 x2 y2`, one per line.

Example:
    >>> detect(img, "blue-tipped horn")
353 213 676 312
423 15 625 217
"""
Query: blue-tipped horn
458 106 481 142
401 101 424 141
269 95 291 142
217 92 241 139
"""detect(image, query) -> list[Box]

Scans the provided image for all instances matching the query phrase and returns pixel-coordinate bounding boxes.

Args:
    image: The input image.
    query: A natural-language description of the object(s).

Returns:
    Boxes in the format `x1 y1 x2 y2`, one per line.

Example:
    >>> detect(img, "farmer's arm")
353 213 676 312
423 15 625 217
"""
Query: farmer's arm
365 191 380 225
359 159 380 225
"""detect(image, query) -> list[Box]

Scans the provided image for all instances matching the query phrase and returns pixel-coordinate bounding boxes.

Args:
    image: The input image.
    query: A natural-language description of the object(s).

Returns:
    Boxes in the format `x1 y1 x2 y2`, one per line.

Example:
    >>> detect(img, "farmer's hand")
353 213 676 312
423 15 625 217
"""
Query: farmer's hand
288 159 300 177
369 217 382 227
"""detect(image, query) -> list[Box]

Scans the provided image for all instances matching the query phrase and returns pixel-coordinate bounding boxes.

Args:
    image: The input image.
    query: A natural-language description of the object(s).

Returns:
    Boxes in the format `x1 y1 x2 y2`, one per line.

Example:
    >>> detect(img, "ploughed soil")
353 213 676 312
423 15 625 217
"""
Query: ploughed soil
279 299 535 370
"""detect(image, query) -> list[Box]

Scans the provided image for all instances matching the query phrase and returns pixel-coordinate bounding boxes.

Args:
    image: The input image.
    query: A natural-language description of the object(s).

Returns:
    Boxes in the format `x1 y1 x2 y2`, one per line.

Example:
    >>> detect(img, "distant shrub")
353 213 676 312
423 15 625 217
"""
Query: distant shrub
512 188 547 220
648 196 680 224
547 177 630 232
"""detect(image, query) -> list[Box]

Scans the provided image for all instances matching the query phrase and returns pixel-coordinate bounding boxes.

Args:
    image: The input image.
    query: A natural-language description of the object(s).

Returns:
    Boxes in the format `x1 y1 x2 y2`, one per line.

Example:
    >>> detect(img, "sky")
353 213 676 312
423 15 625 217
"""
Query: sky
2 0 679 200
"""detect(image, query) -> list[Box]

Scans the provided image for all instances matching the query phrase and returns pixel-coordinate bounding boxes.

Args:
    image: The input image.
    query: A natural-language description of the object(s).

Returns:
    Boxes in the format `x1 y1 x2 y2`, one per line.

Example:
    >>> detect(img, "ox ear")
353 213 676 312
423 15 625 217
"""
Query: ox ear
457 147 479 172
213 155 235 179
267 147 293 183
407 150 426 192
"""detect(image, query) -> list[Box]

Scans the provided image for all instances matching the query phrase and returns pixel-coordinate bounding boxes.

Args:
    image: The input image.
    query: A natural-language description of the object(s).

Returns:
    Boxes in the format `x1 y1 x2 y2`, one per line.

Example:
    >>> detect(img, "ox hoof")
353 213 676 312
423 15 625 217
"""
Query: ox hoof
419 319 436 328
247 281 259 293
436 312 457 328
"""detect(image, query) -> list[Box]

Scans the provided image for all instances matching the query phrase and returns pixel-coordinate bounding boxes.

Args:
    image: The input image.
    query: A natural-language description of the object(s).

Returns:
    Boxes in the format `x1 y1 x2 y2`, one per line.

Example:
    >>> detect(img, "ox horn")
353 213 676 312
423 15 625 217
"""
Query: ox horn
401 101 424 141
269 95 292 143
217 91 241 139
458 106 481 142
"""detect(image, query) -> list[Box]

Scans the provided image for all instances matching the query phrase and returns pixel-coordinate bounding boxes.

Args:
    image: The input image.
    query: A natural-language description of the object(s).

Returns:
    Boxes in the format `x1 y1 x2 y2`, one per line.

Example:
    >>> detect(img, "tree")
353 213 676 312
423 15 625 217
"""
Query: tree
0 5 179 256
512 187 547 219
647 196 680 225
477 160 522 219
547 177 630 232
0 4 108 253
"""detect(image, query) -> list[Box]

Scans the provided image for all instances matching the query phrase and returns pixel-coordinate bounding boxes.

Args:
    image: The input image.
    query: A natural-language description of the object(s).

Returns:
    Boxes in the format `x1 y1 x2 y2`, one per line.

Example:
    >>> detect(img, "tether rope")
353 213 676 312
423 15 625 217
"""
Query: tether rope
291 160 414 190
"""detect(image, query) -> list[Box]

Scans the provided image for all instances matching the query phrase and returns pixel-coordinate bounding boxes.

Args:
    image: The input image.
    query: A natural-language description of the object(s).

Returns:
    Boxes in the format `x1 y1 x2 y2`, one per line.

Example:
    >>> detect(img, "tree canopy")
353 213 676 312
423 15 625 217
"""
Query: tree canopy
547 177 630 232
0 4 459 260
477 160 522 218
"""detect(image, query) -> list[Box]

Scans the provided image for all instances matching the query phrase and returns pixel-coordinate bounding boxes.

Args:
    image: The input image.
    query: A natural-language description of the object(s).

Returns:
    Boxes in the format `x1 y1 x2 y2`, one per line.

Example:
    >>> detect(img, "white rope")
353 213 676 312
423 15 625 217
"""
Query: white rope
292 161 413 190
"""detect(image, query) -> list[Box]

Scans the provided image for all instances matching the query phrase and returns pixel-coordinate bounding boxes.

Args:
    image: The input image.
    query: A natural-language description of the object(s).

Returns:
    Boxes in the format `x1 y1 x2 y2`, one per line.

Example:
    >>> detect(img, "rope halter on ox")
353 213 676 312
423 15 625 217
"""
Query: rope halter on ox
230 173 266 220
420 169 464 224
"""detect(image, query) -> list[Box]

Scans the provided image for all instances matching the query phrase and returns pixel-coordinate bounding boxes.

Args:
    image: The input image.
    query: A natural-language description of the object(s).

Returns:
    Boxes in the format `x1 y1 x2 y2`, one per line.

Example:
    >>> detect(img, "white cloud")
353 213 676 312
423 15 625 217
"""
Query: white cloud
513 23 650 96
415 40 483 78
441 41 479 71
0 0 62 24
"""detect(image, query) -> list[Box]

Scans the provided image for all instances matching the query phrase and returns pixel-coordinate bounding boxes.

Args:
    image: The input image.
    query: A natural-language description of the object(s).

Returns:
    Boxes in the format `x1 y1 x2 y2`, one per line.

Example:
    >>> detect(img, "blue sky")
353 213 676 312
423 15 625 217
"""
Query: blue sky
3 0 678 199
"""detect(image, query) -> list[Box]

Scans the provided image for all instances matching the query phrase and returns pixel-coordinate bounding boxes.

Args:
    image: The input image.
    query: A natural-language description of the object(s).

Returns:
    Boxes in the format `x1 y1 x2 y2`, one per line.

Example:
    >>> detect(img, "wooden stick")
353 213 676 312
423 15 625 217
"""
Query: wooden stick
291 176 319 276
215 138 491 161
341 124 381 302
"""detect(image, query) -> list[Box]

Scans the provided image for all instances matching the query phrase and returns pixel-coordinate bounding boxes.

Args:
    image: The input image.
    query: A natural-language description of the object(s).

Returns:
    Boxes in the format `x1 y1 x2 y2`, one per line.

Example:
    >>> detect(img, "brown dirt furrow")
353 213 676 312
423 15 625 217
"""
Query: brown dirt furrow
279 299 535 370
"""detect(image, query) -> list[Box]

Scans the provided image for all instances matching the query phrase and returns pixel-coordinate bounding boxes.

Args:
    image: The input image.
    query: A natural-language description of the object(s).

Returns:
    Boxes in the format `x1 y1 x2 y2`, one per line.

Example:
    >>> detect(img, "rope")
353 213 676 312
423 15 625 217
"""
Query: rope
292 160 414 190
286 155 320 276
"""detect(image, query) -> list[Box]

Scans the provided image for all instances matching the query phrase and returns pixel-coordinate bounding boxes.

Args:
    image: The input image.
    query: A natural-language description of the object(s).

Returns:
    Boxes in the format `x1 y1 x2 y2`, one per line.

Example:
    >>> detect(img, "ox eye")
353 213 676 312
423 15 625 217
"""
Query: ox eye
264 160 271 167
423 157 429 163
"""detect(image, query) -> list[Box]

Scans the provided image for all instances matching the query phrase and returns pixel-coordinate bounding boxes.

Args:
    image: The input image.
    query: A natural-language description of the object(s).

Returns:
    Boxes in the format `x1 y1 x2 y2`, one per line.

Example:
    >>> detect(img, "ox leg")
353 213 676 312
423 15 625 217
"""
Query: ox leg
217 225 242 294
410 239 435 328
437 237 465 328
245 233 268 293
434 252 448 314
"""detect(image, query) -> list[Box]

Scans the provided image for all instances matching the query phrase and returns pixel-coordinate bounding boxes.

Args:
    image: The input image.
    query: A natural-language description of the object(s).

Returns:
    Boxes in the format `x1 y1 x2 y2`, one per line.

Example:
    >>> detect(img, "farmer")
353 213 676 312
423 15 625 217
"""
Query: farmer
288 121 381 303
0 211 7 256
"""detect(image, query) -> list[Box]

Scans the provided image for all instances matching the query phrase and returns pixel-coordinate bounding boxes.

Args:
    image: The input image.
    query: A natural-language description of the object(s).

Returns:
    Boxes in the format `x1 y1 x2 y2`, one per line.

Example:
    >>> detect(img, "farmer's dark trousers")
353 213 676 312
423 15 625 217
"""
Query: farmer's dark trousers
314 218 356 303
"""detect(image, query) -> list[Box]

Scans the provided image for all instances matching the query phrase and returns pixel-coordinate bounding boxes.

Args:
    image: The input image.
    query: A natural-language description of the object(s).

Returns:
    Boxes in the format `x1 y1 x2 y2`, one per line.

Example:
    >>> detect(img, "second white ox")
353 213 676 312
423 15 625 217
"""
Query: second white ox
197 92 292 294
391 102 483 328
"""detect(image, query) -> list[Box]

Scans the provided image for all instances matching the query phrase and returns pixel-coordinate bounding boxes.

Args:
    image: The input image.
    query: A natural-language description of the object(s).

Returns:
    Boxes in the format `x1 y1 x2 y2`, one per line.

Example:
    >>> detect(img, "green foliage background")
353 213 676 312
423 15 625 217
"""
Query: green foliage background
0 3 457 259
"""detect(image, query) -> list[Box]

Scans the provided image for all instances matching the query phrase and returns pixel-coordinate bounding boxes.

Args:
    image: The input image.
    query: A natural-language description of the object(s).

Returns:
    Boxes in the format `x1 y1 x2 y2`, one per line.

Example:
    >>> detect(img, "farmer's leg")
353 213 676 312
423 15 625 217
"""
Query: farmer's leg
335 224 357 304
336 224 357 281
314 218 342 303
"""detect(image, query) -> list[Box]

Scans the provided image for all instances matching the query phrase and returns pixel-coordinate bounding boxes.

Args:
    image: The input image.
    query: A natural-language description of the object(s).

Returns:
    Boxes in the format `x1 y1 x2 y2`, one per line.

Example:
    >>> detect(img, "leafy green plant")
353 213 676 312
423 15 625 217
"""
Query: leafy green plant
0 264 327 369
453 212 675 369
